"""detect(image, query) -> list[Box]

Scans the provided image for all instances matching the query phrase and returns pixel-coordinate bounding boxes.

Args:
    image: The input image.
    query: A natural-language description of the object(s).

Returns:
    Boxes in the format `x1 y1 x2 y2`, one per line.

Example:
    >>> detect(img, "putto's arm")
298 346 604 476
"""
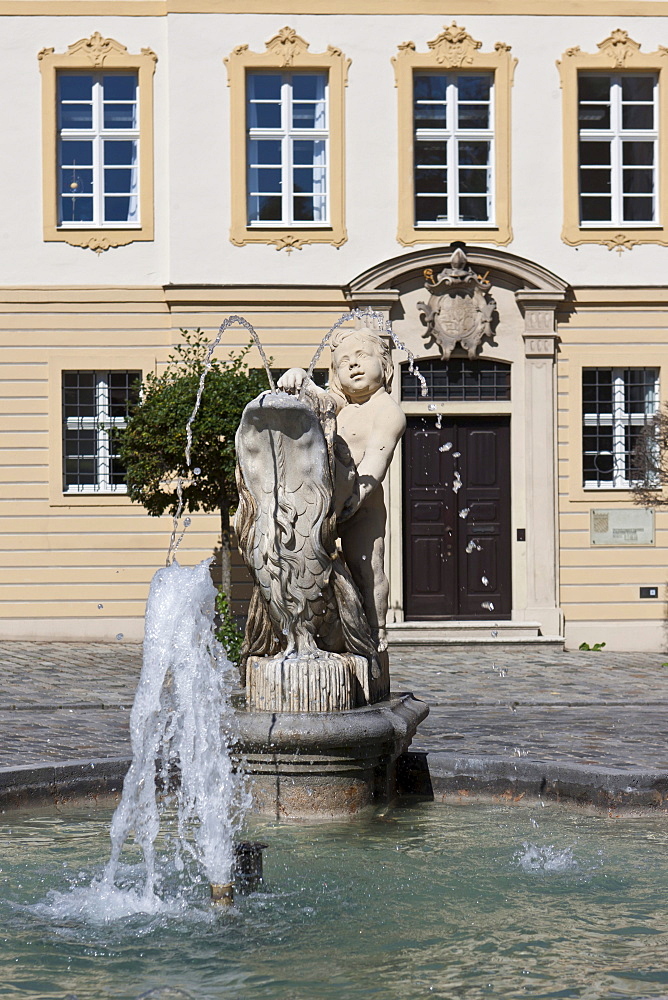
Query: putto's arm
277 368 345 413
277 368 310 393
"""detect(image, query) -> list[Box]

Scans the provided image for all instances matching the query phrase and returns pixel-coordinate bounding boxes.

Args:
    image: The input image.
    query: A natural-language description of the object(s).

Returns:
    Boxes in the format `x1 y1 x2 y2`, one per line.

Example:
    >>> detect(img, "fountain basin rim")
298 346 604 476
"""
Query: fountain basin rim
233 692 428 757
1 749 667 814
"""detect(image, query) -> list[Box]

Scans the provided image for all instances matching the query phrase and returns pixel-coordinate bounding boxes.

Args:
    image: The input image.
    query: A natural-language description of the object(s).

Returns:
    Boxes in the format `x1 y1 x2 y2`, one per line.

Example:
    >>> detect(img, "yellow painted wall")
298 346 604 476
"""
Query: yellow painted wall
0 285 346 639
556 292 668 646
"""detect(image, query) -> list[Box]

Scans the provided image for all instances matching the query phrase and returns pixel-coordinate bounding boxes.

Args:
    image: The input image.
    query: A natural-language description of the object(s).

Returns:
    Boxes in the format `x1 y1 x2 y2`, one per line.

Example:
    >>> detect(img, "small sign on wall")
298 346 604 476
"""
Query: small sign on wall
590 508 655 546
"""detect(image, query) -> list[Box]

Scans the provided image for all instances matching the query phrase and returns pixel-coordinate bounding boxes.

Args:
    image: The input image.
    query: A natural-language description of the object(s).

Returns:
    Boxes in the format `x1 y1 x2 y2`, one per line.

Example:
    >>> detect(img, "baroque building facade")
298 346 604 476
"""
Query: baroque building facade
2 1 668 650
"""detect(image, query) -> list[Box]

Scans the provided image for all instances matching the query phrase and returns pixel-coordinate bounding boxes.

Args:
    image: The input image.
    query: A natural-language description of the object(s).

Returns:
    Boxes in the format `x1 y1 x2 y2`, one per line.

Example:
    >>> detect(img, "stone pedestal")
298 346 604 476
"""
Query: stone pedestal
247 652 371 712
234 693 428 820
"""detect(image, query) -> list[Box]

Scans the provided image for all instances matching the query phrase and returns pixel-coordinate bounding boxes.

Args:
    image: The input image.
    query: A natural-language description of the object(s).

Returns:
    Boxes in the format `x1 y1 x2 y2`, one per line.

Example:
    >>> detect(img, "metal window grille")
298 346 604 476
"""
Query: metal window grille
413 72 495 227
582 367 659 488
401 359 510 401
58 71 139 227
62 371 140 493
247 72 329 226
578 73 658 226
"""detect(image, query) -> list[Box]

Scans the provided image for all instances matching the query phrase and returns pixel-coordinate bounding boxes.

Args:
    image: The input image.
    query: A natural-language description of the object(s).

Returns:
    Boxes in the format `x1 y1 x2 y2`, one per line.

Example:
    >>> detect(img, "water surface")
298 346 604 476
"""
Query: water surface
1 801 667 1000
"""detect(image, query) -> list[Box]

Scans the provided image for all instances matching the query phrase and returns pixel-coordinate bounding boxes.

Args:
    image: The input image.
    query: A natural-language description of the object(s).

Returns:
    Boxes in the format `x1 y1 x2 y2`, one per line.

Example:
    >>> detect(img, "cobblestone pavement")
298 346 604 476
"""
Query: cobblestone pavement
0 641 667 773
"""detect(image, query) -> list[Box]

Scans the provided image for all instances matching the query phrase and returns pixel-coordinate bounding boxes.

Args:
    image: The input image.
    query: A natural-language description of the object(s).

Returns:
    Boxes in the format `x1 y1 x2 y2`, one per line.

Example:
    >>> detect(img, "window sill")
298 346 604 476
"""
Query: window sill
45 226 153 252
231 226 347 251
562 224 668 250
50 493 134 508
397 224 512 247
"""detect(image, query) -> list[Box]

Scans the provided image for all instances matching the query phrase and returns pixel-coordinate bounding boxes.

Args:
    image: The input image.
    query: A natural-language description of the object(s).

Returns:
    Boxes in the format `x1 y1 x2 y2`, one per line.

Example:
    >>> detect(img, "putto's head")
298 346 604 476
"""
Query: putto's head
329 326 393 401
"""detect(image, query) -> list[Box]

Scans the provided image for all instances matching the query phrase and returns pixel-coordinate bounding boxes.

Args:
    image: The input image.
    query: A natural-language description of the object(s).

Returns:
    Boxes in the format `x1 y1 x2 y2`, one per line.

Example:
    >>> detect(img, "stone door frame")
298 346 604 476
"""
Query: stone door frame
346 246 569 637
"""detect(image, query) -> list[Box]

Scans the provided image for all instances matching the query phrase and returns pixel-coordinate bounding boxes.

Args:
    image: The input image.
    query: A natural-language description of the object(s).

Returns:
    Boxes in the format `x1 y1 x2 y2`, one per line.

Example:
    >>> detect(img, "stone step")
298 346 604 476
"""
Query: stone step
386 620 564 648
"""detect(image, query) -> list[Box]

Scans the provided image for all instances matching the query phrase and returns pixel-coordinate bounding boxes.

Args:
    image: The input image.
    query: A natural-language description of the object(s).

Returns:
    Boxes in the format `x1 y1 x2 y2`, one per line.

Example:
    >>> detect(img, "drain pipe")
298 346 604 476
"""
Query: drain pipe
210 841 268 905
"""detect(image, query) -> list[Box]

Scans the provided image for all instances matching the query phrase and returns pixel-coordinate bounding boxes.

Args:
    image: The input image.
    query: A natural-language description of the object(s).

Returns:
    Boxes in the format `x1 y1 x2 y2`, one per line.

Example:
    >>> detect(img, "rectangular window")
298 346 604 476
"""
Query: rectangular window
401 359 510 401
582 367 659 488
247 72 328 226
578 73 658 226
62 371 140 493
58 72 139 227
413 73 494 227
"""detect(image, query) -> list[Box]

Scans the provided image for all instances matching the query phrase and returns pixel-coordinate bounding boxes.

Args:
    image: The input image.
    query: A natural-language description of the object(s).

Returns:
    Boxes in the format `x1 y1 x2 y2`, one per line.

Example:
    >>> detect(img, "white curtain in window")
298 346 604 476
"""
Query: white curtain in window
127 141 139 223
312 139 327 222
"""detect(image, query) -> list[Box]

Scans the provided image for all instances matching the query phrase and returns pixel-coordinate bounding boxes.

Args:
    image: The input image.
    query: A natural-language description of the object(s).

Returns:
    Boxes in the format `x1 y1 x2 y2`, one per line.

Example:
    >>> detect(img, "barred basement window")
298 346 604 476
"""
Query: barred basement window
401 358 510 401
62 371 140 493
582 367 659 488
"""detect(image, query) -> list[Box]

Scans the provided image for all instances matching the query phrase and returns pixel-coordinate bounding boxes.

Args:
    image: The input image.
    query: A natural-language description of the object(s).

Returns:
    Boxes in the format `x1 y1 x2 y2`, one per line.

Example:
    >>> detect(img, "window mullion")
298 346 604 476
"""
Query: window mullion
611 368 627 487
93 74 104 227
96 372 111 490
448 78 456 225
282 75 291 225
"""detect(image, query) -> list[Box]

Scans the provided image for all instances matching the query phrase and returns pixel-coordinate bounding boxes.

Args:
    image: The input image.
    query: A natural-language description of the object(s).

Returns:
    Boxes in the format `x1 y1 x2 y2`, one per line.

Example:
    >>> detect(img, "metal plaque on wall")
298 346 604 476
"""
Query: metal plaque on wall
590 508 655 546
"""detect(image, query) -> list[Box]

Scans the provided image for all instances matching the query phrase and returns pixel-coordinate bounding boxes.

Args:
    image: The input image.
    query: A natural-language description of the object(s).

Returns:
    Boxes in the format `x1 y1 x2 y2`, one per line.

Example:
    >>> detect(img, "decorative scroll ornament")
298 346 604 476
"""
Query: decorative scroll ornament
597 29 641 67
417 249 496 360
265 26 310 66
605 233 639 254
274 234 304 253
427 22 482 67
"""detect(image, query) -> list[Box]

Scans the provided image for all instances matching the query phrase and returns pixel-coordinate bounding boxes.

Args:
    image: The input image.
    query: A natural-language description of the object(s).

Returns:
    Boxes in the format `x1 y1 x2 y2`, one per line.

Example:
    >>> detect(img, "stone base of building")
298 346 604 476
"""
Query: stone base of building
233 692 429 820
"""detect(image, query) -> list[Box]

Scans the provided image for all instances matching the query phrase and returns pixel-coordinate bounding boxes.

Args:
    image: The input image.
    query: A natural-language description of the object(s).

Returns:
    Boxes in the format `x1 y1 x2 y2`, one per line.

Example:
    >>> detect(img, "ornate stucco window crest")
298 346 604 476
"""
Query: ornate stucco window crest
426 21 482 68
417 249 497 360
225 28 349 250
557 31 668 250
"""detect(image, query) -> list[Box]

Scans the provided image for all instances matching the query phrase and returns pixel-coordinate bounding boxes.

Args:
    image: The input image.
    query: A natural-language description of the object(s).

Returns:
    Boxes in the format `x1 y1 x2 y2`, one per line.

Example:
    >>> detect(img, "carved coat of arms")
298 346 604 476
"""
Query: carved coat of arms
417 249 496 359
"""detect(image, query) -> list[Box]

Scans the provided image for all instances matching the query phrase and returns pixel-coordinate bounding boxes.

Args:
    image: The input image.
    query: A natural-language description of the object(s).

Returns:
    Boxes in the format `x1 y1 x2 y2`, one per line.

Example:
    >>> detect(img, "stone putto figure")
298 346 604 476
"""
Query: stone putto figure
234 319 405 712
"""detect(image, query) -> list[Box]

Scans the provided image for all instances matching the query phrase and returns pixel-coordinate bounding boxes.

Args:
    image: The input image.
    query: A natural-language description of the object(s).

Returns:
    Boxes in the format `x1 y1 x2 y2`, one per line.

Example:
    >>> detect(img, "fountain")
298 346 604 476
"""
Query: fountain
2 312 668 999
232 314 428 818
57 310 428 914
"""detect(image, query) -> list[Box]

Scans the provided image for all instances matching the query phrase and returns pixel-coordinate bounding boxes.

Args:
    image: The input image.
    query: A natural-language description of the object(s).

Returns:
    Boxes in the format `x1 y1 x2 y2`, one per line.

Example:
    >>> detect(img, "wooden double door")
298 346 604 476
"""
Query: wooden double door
403 416 511 620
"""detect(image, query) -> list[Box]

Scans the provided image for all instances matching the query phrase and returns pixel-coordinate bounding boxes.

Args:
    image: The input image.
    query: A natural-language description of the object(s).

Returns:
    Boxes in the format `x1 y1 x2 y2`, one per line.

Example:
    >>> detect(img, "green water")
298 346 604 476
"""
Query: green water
1 801 668 1000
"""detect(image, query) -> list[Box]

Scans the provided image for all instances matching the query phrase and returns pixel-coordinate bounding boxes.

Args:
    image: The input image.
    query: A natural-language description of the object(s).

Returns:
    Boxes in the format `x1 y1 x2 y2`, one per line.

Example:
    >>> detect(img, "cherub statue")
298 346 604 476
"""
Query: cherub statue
278 321 406 652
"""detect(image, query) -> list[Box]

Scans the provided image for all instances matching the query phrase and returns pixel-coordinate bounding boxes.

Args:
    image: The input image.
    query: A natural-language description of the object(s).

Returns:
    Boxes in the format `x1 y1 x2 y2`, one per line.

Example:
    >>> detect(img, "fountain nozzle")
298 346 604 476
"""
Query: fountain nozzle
210 882 235 906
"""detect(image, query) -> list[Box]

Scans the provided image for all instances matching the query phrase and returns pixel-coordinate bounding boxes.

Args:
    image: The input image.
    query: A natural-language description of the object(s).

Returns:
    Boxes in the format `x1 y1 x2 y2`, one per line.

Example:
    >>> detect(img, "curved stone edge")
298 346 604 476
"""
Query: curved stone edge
232 693 430 818
0 756 130 808
399 751 668 812
233 692 428 756
2 746 667 813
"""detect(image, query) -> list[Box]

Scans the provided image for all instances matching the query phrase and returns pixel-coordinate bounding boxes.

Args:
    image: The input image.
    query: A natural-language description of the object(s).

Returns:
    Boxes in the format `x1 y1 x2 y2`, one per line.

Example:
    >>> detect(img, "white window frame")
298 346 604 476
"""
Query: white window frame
413 72 495 229
578 72 659 228
246 71 329 228
583 367 659 490
58 71 140 230
63 371 137 494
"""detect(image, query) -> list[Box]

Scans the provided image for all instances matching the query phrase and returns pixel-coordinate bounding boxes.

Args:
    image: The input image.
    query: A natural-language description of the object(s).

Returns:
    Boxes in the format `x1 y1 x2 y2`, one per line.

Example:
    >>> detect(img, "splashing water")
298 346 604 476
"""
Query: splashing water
300 305 429 403
481 601 495 611
516 843 578 873
466 539 482 553
167 315 276 565
452 471 462 494
481 575 489 587
102 559 248 903
459 508 470 519
186 315 276 468
435 413 442 429
439 442 453 453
